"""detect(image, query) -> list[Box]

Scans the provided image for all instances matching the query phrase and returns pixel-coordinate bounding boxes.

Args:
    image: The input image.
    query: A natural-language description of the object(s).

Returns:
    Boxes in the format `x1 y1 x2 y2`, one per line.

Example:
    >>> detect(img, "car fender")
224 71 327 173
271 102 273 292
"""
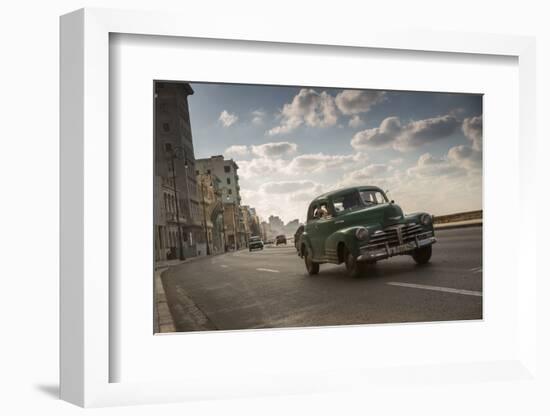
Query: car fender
325 227 365 258
404 212 435 232
299 232 313 257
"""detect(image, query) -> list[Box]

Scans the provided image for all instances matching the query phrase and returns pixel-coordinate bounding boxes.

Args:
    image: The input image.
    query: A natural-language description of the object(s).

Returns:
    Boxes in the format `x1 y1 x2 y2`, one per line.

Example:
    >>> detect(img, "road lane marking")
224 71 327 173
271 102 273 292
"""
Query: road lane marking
387 282 482 297
469 266 483 273
220 265 228 268
256 268 280 273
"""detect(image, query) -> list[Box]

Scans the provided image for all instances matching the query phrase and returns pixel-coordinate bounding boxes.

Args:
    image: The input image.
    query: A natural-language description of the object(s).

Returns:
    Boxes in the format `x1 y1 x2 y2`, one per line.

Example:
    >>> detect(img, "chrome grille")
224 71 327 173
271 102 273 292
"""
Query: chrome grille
365 223 426 249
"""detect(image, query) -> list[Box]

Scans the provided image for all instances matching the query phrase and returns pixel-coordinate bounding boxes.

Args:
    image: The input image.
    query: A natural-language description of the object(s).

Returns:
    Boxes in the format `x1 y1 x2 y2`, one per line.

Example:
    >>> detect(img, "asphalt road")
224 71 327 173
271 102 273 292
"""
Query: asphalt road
161 227 482 332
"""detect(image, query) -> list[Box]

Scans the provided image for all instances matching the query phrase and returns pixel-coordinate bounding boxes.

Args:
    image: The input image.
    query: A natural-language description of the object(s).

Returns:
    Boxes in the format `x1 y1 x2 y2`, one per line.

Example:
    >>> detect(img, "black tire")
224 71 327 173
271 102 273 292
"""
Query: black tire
344 247 364 278
412 245 432 265
304 246 320 275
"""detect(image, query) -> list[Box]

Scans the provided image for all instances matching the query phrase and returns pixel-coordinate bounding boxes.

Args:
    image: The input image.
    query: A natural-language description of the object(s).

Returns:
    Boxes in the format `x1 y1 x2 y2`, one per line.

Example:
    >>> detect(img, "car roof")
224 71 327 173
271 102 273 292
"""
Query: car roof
311 186 383 202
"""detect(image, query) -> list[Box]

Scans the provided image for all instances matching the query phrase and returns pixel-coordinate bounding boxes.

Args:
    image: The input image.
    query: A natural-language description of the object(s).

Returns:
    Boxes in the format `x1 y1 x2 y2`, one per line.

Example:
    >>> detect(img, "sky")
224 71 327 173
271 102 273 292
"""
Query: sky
187 82 482 224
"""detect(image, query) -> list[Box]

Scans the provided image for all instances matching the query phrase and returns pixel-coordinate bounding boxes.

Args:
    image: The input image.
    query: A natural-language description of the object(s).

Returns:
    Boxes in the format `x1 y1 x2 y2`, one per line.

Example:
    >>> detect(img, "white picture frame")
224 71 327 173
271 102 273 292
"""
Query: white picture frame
60 8 538 408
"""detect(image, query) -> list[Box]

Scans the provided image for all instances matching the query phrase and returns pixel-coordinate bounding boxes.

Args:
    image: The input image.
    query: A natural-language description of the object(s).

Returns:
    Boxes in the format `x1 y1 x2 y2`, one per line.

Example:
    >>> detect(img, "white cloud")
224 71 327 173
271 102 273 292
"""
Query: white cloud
251 109 266 125
351 116 402 149
407 153 466 178
348 115 365 128
340 164 393 184
250 141 298 158
335 90 386 115
395 115 460 151
286 152 367 174
237 157 287 179
462 115 482 151
267 89 338 135
447 144 482 171
238 180 325 224
218 110 238 127
350 114 460 152
224 145 249 158
260 180 317 194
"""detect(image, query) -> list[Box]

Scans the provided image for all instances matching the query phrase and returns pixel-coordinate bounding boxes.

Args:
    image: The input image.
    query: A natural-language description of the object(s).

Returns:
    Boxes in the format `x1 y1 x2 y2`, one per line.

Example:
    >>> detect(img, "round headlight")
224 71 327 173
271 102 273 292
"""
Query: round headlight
420 214 432 225
355 227 369 240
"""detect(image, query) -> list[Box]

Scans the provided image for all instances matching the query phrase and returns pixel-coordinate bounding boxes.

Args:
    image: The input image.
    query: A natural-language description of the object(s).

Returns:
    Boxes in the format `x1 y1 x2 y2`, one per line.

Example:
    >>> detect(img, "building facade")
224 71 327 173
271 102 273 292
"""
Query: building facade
196 172 226 255
196 156 246 249
154 81 204 262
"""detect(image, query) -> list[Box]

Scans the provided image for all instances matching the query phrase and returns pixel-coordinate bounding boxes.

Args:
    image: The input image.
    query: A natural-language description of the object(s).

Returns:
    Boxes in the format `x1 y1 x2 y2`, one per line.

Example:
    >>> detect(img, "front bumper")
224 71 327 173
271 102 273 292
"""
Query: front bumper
357 234 436 262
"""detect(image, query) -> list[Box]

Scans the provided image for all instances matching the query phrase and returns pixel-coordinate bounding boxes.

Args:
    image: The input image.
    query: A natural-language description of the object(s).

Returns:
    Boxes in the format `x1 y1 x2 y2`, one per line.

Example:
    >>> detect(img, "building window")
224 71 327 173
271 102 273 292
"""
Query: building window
163 123 170 132
207 169 211 174
227 177 231 185
228 189 232 195
195 170 199 175
224 166 230 173
164 143 172 152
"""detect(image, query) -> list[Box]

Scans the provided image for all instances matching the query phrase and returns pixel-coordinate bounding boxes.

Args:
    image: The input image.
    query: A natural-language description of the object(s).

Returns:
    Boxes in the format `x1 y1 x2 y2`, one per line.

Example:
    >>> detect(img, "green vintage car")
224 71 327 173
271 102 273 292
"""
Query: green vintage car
300 186 436 277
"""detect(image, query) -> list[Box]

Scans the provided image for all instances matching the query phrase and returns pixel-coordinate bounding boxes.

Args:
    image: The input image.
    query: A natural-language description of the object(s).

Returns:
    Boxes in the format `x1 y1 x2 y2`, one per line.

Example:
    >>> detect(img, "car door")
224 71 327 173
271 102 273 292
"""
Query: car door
311 199 334 260
316 199 340 260
305 202 322 260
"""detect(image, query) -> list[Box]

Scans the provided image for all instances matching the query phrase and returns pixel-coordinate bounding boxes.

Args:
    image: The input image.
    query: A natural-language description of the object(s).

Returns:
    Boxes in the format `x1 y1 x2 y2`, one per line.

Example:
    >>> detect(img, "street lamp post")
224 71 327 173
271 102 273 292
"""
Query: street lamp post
200 179 211 255
226 195 238 250
221 204 227 252
182 154 193 252
233 201 239 250
167 148 185 261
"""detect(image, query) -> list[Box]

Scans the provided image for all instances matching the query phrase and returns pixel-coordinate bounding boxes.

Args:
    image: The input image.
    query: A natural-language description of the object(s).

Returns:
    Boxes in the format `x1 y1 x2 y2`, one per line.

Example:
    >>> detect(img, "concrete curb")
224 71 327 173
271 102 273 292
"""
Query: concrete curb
154 267 176 333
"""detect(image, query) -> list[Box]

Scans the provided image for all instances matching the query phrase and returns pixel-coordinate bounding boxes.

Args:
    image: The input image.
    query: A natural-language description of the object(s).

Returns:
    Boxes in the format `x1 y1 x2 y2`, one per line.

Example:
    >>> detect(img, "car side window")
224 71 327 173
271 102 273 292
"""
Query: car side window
307 203 319 222
313 202 332 220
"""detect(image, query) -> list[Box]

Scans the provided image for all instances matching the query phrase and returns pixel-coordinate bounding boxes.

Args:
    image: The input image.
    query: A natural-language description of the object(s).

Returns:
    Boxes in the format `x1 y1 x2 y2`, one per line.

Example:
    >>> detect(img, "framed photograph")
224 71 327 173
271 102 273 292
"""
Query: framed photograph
60 8 538 408
152 80 482 334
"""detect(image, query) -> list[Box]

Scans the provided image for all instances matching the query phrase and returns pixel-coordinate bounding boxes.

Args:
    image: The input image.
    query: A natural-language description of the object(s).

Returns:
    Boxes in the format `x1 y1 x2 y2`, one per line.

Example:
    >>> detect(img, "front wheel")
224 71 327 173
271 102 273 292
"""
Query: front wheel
412 245 432 265
304 247 320 275
344 247 364 278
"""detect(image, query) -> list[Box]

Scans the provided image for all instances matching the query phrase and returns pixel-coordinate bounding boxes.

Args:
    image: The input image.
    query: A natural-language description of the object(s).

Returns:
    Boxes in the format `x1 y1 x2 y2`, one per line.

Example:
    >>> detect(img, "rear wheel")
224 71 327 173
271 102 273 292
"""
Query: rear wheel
412 245 432 265
304 246 320 275
344 247 364 278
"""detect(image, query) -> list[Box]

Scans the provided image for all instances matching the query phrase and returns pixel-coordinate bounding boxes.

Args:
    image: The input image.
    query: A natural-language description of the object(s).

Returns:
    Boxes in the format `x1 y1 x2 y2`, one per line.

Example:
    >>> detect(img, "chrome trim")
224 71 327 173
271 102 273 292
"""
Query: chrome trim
357 235 436 262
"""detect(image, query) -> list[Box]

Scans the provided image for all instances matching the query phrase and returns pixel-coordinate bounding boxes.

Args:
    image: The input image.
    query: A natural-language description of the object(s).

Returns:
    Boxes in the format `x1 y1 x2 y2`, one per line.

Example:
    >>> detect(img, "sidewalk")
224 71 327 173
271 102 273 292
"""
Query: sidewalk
154 267 176 333
154 250 239 333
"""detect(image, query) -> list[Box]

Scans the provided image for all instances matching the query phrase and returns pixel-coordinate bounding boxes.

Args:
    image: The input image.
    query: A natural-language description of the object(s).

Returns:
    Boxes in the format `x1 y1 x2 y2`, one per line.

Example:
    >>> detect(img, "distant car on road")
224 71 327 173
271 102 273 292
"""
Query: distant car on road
248 236 264 251
299 186 436 278
294 225 305 254
275 235 287 245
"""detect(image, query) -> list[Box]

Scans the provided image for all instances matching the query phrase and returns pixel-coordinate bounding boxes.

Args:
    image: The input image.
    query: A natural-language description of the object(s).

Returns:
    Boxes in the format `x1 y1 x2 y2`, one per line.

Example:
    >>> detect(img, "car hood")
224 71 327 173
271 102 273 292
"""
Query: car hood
341 203 405 228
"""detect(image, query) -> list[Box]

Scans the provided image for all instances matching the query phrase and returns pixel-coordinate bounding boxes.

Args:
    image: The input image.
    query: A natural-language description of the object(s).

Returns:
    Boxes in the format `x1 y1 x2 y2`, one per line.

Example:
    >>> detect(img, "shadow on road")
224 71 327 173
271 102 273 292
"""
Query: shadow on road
300 261 435 282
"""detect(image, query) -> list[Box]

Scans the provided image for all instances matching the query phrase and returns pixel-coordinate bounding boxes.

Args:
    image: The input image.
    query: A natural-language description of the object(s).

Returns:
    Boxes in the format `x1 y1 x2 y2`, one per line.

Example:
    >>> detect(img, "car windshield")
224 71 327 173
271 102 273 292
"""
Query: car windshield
249 236 260 242
333 189 388 214
360 189 388 205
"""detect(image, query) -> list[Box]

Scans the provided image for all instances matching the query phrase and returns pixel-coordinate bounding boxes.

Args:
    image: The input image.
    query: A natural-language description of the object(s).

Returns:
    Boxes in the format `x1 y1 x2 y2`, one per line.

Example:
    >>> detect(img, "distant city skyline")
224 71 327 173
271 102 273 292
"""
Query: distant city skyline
188 82 482 223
